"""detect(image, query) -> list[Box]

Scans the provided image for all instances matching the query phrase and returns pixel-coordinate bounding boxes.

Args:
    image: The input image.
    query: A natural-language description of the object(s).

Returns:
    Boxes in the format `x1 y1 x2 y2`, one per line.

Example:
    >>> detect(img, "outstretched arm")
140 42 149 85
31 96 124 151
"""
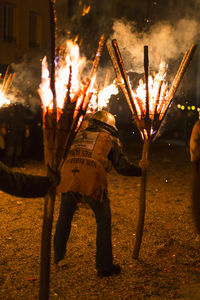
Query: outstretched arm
0 161 51 198
108 139 142 176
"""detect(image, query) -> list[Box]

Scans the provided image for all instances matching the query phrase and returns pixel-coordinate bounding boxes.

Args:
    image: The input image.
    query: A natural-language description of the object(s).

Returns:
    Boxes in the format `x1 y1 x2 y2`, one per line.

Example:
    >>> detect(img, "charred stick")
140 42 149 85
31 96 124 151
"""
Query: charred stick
167 44 197 103
154 80 163 115
49 0 57 107
144 46 149 119
111 39 138 118
64 65 72 108
90 35 105 80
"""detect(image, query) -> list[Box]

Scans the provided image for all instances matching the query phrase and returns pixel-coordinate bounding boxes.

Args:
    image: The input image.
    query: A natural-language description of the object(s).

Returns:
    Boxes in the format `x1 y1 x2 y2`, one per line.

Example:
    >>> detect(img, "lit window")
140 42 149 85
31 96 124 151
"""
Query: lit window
29 11 39 48
3 3 16 43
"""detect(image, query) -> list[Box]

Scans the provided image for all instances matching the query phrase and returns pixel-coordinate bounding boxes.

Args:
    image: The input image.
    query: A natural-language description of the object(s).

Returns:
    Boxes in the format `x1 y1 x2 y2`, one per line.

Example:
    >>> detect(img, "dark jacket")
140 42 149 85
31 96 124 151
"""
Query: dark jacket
87 119 142 176
57 118 141 198
0 161 50 198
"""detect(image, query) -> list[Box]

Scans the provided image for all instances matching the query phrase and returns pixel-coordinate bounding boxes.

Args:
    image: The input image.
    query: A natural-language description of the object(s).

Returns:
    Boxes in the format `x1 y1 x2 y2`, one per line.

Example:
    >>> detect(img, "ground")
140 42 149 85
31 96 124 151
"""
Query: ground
1 139 200 300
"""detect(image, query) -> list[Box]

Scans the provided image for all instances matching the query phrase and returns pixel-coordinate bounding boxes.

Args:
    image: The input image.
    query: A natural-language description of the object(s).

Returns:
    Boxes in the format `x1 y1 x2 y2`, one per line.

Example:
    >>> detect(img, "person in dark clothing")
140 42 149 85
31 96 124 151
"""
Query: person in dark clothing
4 104 26 167
54 110 142 277
0 160 59 198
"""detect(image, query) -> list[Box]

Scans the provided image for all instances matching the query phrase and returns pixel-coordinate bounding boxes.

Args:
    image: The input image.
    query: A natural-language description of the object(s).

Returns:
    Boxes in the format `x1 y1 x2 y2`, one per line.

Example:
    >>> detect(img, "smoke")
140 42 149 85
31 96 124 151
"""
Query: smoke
110 18 199 75
8 53 43 113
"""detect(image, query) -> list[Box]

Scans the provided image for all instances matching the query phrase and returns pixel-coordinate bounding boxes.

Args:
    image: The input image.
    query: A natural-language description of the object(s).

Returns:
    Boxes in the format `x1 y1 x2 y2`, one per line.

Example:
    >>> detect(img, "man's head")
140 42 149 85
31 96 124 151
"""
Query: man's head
91 110 117 131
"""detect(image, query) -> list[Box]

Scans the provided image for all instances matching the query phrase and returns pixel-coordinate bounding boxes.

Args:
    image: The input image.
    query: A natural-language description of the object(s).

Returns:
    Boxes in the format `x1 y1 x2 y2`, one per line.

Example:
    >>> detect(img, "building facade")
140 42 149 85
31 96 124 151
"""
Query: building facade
0 0 51 73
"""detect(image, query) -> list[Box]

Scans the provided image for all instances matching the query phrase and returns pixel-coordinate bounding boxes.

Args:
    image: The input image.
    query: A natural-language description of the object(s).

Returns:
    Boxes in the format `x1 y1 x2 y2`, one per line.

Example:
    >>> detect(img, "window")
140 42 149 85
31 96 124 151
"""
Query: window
29 11 39 48
3 3 16 43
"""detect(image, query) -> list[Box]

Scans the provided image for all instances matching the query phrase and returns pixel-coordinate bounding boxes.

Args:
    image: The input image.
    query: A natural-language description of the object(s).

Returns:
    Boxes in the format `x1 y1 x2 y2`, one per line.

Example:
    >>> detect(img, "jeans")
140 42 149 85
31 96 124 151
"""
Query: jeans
54 191 113 271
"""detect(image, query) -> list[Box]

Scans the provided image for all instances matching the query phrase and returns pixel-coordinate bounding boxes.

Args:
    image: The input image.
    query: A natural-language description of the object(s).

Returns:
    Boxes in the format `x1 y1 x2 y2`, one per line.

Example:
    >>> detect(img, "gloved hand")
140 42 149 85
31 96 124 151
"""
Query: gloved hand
47 165 60 188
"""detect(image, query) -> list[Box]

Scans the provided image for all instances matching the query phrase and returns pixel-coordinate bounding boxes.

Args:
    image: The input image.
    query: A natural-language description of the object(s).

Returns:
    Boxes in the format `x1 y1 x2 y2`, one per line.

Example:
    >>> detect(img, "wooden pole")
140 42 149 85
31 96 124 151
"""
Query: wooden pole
167 44 197 104
133 139 150 259
133 46 150 259
39 1 57 299
144 46 149 122
111 39 138 118
39 190 56 300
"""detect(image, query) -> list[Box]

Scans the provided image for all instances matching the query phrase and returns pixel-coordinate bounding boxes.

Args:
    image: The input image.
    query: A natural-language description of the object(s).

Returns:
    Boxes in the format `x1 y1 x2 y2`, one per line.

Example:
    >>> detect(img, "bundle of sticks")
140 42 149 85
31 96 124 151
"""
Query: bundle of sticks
107 40 197 141
107 38 197 259
38 15 105 298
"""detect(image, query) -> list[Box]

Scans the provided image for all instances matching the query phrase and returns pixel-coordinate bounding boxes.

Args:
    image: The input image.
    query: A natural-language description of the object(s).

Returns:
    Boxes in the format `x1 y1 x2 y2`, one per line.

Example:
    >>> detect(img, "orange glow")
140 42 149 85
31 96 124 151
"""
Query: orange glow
87 82 118 113
38 40 94 116
38 39 118 125
131 61 169 122
0 70 15 107
82 4 91 16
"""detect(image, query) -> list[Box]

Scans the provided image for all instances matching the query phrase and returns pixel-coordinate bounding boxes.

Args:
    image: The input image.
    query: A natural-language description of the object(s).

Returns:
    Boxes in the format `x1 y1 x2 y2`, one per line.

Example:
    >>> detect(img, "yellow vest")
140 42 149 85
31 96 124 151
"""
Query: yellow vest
56 130 115 200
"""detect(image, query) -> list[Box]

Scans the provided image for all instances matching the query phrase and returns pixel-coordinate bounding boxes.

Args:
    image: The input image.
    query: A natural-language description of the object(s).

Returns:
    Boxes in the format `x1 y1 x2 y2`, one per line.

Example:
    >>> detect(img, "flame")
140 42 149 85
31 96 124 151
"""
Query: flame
38 40 88 112
82 4 91 16
87 82 118 112
0 70 15 107
131 61 169 121
38 39 117 123
98 83 118 110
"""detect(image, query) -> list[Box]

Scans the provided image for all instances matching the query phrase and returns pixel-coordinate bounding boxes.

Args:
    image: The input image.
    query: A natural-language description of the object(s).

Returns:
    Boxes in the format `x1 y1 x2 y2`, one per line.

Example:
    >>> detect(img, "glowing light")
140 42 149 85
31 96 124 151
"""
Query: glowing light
97 83 118 110
0 70 14 107
82 4 91 16
191 105 195 110
38 40 91 112
131 61 169 122
181 105 185 110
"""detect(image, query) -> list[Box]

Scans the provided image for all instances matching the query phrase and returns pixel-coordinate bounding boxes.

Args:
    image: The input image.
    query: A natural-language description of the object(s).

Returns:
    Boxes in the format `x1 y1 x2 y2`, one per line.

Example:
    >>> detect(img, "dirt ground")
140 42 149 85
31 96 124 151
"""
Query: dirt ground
1 139 200 300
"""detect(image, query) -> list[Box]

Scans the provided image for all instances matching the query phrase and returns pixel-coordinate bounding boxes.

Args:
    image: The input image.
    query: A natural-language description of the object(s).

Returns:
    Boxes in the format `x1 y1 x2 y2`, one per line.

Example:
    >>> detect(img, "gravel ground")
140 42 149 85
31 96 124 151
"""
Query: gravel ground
1 140 200 300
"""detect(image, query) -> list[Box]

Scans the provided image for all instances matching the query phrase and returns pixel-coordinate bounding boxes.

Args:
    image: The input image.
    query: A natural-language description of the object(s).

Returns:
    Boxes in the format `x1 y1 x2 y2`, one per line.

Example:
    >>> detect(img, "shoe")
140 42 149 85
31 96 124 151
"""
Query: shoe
97 264 121 277
55 260 68 268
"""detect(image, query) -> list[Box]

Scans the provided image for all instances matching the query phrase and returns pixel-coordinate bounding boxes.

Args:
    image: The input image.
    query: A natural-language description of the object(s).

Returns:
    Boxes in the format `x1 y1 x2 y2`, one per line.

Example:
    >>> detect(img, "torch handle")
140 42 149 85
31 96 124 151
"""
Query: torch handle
144 45 149 116
133 140 150 259
111 39 138 118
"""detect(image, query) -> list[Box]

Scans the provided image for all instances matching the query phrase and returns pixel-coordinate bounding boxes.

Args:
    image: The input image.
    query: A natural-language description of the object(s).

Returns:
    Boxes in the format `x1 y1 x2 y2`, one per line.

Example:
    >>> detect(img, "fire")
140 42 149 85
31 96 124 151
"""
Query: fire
0 70 15 107
131 61 169 121
38 39 118 117
98 82 118 110
87 82 118 112
38 40 89 112
82 4 91 16
0 91 10 107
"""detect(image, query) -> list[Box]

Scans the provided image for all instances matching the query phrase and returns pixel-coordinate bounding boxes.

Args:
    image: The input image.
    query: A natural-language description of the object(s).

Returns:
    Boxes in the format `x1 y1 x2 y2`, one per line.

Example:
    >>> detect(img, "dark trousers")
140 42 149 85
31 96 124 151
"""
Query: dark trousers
54 191 113 271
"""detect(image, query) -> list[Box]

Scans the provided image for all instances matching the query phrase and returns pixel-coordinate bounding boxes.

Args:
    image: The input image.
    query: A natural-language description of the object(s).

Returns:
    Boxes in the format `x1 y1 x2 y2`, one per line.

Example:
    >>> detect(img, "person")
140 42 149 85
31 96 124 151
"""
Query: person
0 160 59 198
54 110 142 277
4 104 26 167
189 115 200 234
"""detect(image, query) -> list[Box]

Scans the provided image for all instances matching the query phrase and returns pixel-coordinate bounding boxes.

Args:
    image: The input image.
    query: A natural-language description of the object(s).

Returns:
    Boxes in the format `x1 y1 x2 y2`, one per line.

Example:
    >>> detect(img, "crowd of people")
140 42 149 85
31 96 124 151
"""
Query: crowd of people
0 103 43 166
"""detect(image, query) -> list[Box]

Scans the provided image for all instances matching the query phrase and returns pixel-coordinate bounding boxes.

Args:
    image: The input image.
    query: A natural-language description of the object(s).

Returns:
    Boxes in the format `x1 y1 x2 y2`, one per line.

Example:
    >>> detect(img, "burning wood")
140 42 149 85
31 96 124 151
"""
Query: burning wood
107 38 197 259
38 6 106 295
0 68 15 107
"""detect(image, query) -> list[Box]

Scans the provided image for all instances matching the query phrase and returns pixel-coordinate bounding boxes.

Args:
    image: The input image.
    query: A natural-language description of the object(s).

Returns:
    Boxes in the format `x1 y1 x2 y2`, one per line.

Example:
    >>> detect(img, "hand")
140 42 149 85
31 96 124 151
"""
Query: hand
47 165 60 188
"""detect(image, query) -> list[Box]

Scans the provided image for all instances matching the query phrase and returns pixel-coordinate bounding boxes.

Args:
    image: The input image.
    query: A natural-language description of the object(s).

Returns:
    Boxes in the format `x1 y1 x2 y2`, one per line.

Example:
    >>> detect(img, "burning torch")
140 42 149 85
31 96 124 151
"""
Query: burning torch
107 38 197 259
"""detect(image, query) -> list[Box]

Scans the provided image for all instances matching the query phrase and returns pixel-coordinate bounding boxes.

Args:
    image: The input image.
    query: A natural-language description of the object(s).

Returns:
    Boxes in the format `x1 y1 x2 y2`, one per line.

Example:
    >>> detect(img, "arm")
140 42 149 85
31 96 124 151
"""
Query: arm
108 139 142 176
0 161 51 198
190 120 200 162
